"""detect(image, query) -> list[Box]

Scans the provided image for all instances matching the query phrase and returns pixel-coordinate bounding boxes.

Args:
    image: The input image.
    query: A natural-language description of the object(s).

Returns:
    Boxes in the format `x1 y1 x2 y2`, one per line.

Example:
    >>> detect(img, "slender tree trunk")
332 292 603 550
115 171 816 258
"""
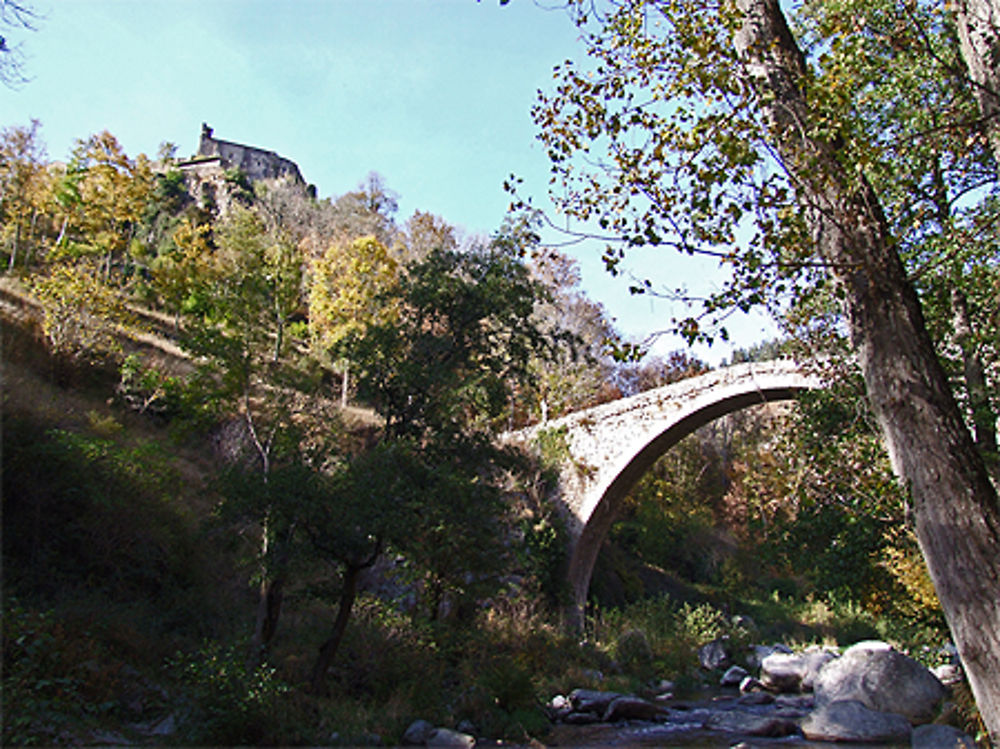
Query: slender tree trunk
248 520 294 671
341 360 349 408
952 287 998 464
250 570 285 665
244 401 287 672
955 0 1000 164
55 216 68 247
735 1 1000 740
26 209 38 267
10 220 20 271
308 562 364 695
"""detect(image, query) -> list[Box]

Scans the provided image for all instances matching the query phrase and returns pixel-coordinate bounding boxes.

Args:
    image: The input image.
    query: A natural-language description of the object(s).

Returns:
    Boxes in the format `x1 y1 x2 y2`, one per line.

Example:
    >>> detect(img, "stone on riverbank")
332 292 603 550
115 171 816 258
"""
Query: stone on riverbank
705 709 801 738
402 719 435 746
720 665 748 687
698 637 731 670
813 641 946 724
801 699 912 743
568 688 622 715
426 727 475 748
601 695 664 722
911 723 977 748
760 649 836 692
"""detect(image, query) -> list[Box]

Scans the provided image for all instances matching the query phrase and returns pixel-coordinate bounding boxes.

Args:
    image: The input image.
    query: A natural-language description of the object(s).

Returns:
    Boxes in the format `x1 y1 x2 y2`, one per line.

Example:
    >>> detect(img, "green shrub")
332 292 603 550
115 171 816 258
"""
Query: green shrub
614 628 654 677
167 640 291 745
675 602 727 644
2 601 120 746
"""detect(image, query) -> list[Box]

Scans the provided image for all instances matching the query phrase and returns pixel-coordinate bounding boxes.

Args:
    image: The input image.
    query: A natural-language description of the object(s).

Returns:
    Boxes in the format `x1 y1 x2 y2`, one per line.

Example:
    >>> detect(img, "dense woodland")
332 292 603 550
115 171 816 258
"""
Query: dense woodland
2 0 999 746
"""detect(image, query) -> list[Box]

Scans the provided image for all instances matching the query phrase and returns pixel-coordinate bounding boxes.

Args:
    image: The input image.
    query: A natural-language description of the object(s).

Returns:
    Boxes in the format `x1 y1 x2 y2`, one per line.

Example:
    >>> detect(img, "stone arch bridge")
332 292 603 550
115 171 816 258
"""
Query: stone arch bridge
507 359 826 627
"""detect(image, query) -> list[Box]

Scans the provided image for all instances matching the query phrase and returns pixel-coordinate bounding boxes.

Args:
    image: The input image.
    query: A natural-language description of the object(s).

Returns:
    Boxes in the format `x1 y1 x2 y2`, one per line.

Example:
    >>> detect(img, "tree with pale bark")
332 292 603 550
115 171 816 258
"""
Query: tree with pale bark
0 119 50 269
176 206 312 668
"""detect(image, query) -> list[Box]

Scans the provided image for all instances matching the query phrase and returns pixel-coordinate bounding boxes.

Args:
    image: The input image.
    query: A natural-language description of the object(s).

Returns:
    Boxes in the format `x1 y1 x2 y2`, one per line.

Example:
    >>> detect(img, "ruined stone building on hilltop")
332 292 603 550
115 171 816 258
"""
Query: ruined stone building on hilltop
184 123 305 184
175 124 310 215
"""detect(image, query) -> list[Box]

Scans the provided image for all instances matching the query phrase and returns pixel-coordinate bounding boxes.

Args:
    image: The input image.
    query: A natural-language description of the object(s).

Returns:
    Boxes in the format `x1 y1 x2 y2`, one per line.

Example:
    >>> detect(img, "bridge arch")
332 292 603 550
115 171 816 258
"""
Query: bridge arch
510 360 825 628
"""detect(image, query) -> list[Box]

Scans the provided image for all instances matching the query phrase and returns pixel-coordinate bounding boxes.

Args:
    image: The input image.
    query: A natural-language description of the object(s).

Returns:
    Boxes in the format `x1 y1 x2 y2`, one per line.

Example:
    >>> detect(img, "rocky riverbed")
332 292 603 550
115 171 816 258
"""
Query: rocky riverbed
404 639 977 748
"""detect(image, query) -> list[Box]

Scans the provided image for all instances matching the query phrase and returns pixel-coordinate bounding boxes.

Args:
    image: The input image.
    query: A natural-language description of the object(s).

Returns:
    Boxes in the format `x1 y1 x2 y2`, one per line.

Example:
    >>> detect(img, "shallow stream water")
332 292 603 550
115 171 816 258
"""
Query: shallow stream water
542 692 904 748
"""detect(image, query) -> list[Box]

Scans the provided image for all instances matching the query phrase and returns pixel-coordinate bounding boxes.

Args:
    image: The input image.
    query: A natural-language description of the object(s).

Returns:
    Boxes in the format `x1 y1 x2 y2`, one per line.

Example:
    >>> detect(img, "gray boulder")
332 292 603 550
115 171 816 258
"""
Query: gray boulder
911 724 976 748
747 643 793 670
721 665 749 687
569 688 623 715
760 649 836 693
705 709 800 738
814 641 946 724
801 700 912 743
402 719 435 746
602 695 663 722
759 652 806 692
699 638 731 670
800 648 838 691
426 727 475 748
737 691 775 706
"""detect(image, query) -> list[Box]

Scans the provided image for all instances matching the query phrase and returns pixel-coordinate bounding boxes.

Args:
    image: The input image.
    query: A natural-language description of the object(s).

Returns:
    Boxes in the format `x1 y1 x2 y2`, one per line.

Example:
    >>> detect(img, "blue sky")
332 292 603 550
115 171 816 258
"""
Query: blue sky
3 0 774 363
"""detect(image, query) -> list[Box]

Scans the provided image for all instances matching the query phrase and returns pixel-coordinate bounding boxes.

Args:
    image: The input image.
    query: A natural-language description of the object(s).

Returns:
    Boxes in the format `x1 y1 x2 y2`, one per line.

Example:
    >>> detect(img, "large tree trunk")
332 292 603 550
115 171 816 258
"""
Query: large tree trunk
734 0 1000 741
955 0 1000 164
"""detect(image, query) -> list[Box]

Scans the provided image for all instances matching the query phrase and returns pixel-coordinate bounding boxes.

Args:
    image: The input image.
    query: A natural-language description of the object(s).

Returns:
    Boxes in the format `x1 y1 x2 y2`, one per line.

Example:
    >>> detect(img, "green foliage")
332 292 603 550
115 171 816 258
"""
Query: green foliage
731 386 928 620
462 656 550 742
586 595 720 683
611 431 730 585
520 511 570 607
522 244 619 422
2 414 205 604
115 354 191 422
2 601 121 746
533 425 571 467
614 628 654 676
29 261 134 361
167 640 291 745
340 243 551 438
222 167 253 202
674 601 728 645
